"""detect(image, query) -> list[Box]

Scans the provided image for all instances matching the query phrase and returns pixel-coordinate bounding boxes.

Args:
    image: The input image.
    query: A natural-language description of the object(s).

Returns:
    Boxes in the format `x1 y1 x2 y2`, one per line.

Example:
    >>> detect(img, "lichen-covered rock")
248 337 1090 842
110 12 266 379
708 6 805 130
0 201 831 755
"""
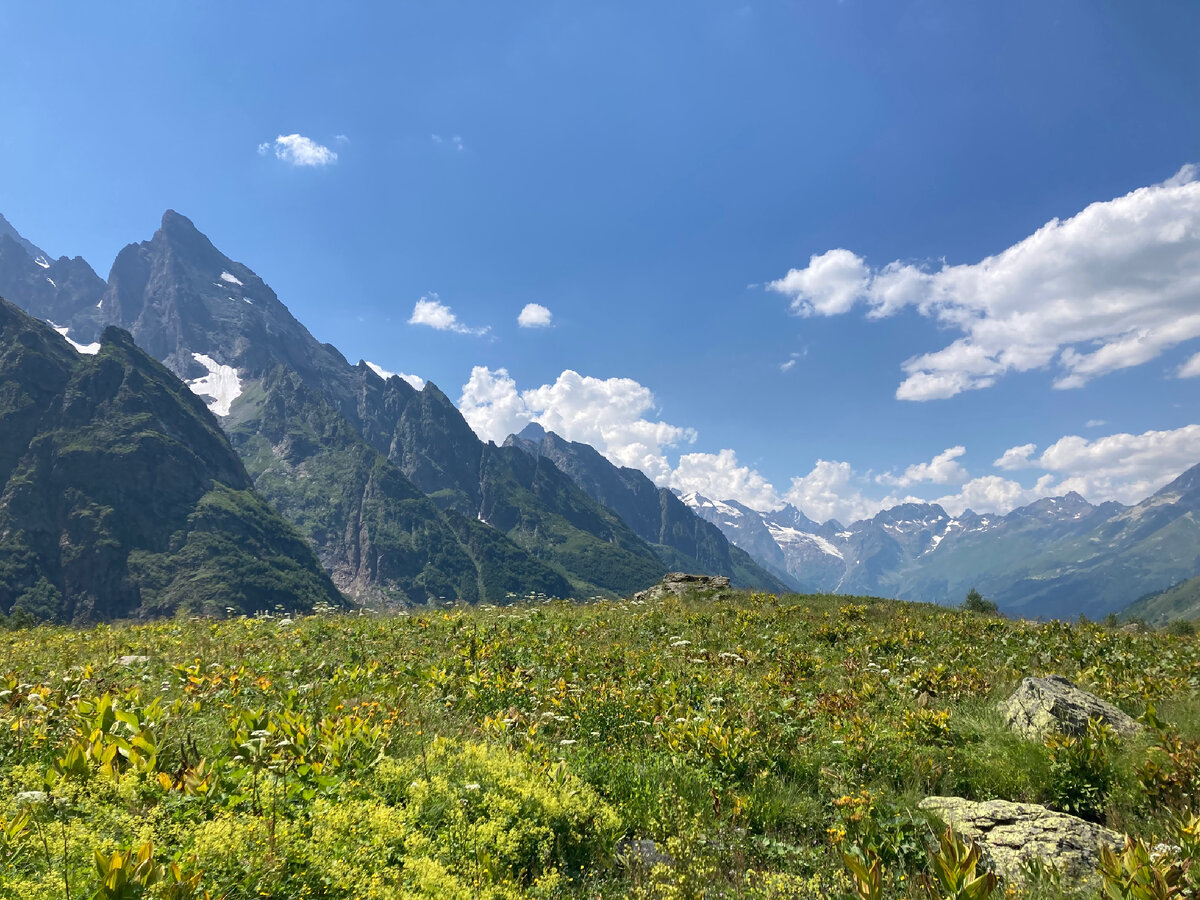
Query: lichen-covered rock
633 572 731 602
918 796 1122 883
998 674 1141 740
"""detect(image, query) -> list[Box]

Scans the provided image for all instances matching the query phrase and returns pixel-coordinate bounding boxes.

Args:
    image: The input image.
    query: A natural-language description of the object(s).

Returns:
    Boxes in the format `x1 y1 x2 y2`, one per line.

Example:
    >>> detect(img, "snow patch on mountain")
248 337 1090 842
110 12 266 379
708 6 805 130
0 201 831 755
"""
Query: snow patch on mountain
766 522 845 559
187 353 242 416
50 324 101 355
220 271 243 286
33 256 50 269
680 491 744 519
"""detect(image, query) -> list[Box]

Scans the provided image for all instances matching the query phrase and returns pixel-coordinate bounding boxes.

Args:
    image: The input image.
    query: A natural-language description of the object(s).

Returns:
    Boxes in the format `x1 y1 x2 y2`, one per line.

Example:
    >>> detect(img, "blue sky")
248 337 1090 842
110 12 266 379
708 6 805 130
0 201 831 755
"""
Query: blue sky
2 1 1198 521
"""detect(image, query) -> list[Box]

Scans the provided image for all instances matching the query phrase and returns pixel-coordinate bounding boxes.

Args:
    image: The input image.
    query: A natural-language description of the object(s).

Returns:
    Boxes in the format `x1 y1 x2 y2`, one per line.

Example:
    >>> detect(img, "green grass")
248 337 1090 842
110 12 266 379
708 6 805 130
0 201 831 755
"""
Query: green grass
0 590 1197 898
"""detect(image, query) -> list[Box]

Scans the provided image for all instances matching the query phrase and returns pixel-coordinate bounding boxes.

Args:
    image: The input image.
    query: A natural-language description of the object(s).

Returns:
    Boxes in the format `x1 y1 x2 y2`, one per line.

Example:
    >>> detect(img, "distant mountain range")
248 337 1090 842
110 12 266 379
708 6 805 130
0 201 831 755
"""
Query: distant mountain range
682 468 1200 620
2 208 1197 622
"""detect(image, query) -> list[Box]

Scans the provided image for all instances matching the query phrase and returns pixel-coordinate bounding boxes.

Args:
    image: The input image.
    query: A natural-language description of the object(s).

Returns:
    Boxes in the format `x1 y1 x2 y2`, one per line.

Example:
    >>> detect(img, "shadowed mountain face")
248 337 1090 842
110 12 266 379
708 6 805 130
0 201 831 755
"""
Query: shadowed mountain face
505 425 793 593
0 298 343 622
6 211 668 601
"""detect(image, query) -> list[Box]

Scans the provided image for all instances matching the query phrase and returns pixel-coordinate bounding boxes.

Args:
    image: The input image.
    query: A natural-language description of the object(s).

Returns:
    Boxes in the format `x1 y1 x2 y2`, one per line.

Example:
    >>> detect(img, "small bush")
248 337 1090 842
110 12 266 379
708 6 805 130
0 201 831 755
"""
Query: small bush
960 589 998 616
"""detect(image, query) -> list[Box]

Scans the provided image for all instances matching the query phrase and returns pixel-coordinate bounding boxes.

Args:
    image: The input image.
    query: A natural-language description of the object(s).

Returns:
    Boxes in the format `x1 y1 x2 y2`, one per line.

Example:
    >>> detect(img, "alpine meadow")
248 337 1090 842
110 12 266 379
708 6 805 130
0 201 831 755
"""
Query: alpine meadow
1 2 1199 898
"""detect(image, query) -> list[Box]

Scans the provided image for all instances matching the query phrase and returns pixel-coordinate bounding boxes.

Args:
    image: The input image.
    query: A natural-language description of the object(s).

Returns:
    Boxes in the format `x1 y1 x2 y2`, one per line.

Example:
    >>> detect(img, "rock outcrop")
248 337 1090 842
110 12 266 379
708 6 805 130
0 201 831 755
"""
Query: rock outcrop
998 674 1142 740
919 796 1122 883
634 572 731 601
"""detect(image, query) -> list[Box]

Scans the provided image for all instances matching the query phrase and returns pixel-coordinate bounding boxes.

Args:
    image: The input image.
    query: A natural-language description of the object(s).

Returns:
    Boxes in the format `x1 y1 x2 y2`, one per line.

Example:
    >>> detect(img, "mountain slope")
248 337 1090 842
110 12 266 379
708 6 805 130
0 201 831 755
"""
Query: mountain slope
0 297 343 622
226 366 573 604
506 425 792 592
9 211 665 599
1123 574 1200 625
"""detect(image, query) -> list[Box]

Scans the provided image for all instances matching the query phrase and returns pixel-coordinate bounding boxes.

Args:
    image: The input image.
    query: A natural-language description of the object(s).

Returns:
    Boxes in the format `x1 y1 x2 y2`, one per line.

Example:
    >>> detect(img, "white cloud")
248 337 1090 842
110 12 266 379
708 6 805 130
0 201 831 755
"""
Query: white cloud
408 294 489 336
260 134 338 167
1178 352 1200 378
768 248 869 316
334 134 350 145
431 134 465 152
784 460 891 524
992 424 1200 505
1085 419 1108 428
459 367 696 483
365 360 425 390
779 350 805 373
993 443 1037 470
877 446 968 487
768 164 1200 399
671 449 782 511
932 475 1055 517
517 303 553 328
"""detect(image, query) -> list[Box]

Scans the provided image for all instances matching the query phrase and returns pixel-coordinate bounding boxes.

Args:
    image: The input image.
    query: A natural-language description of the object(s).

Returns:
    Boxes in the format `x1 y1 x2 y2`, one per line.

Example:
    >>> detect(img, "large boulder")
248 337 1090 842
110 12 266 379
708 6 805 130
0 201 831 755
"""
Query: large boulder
633 572 730 602
918 796 1122 883
998 674 1141 740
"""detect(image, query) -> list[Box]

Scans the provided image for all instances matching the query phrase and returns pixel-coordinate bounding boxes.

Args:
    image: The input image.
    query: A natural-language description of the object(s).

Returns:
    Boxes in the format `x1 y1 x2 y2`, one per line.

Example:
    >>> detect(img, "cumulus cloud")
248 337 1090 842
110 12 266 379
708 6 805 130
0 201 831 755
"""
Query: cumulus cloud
1003 425 1200 505
259 134 338 167
768 164 1200 399
364 360 425 390
993 443 1038 470
408 294 489 336
877 446 968 487
517 303 553 328
671 449 782 511
459 367 696 483
784 461 893 524
769 248 869 316
932 475 1056 517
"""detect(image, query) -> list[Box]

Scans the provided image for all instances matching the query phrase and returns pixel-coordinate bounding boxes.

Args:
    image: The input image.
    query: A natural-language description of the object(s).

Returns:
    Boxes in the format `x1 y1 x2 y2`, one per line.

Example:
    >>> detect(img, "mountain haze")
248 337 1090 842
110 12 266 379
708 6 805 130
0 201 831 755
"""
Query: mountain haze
685 472 1200 619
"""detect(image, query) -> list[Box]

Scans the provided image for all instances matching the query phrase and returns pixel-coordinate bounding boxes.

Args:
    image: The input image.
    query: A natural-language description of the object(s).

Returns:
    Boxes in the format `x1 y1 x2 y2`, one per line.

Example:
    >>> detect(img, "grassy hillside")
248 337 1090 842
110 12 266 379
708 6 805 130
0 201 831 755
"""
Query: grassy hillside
0 590 1197 898
1124 573 1200 626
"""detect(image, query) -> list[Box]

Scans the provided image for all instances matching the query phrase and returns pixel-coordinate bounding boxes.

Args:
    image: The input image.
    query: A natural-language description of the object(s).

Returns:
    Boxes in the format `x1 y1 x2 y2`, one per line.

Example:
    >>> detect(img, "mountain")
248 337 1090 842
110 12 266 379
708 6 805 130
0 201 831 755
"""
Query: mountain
505 425 793 592
7 211 666 601
992 466 1200 619
1123 574 1200 625
0 212 49 261
0 297 343 622
0 217 107 329
683 473 1200 619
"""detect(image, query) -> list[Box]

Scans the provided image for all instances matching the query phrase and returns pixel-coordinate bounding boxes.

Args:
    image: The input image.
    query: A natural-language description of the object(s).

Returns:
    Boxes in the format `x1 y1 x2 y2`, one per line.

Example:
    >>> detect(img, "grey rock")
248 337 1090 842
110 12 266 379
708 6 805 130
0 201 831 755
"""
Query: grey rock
919 796 1122 884
998 674 1141 740
615 838 674 869
633 572 731 602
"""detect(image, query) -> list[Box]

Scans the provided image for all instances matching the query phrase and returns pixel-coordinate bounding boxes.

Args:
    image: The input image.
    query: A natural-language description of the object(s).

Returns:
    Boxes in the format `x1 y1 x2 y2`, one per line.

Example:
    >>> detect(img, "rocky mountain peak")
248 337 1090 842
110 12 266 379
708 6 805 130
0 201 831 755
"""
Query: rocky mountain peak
517 421 547 443
0 212 48 261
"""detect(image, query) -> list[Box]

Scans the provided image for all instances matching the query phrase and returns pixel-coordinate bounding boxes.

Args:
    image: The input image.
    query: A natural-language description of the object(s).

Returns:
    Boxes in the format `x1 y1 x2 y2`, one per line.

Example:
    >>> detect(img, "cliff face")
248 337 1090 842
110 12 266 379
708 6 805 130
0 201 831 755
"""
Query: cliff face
0 298 343 622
